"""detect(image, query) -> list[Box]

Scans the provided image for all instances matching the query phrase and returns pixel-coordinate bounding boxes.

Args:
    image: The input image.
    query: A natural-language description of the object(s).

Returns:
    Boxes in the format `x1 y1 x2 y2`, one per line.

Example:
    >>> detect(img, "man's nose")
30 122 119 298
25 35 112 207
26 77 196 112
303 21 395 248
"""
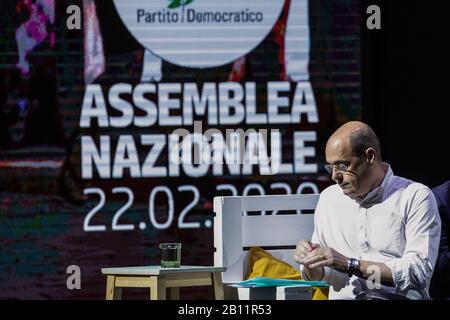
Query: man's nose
331 168 342 181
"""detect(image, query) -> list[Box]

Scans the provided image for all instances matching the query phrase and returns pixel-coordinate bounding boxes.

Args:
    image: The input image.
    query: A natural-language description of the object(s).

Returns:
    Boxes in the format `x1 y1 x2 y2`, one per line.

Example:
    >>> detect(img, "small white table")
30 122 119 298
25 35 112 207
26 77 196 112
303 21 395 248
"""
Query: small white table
101 265 226 300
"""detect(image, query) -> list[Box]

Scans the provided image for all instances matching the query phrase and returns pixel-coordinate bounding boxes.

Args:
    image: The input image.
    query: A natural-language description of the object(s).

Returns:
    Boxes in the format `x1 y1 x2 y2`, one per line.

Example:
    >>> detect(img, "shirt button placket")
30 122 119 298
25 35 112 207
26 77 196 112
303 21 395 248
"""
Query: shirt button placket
358 207 369 255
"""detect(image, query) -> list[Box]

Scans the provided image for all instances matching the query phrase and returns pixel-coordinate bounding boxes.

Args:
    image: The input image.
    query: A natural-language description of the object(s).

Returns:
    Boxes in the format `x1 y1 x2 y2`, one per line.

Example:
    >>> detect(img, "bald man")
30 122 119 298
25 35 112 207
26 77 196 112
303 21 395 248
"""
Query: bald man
294 121 441 299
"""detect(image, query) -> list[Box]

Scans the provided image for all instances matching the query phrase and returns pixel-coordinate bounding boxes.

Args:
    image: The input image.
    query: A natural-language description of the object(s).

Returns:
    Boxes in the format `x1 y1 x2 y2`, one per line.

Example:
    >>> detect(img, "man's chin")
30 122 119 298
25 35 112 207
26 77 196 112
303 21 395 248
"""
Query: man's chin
341 186 355 197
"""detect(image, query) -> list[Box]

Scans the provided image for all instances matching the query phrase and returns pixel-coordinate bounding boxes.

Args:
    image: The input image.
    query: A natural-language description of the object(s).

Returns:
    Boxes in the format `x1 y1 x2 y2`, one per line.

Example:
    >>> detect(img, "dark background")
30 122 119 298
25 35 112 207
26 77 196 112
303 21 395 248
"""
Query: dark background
362 0 450 188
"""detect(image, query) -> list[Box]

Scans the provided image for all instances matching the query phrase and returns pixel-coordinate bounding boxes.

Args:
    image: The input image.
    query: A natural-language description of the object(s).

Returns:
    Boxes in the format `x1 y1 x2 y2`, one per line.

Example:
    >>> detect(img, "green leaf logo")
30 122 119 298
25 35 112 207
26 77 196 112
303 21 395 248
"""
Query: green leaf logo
168 0 194 9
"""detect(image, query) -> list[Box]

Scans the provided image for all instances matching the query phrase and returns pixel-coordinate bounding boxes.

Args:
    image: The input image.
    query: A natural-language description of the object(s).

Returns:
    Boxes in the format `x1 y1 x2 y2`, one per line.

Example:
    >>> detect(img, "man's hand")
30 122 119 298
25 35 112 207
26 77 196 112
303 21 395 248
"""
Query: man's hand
293 240 324 280
303 247 349 272
293 240 320 264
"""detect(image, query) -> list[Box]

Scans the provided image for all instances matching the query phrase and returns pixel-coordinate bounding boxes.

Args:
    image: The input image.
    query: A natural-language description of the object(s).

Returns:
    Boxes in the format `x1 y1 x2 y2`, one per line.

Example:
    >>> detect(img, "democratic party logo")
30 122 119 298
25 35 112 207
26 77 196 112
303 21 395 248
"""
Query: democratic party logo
113 0 284 68
167 0 194 21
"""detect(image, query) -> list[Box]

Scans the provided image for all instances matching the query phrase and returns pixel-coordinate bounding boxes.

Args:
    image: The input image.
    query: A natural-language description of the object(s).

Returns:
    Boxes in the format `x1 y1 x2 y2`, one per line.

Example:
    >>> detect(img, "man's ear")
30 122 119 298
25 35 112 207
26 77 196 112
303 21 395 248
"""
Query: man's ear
366 148 376 164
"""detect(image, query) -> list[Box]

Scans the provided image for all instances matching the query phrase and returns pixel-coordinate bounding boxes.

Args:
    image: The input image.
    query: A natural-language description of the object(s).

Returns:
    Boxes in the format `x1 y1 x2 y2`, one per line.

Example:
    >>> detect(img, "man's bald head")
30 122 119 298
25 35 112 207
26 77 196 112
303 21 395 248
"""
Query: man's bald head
327 121 382 161
325 121 385 199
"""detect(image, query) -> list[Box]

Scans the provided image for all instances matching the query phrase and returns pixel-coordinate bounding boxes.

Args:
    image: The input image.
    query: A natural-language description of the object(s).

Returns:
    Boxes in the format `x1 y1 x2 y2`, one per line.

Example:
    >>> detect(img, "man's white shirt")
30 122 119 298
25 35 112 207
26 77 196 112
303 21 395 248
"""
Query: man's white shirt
301 163 441 299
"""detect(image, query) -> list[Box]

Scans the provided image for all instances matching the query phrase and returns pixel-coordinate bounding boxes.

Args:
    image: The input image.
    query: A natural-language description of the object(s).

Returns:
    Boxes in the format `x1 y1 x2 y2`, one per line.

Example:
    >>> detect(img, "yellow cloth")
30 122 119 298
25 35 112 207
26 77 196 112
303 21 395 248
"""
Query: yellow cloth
246 246 328 300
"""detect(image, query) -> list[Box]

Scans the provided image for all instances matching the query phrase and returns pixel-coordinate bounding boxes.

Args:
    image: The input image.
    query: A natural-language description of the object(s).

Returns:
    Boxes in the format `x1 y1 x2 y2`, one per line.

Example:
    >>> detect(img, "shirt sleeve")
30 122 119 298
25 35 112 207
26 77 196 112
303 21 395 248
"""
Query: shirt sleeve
385 187 442 291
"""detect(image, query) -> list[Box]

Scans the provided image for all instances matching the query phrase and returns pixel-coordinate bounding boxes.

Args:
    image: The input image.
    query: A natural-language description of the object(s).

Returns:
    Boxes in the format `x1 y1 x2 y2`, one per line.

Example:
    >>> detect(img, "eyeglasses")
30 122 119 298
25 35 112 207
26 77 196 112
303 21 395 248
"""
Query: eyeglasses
324 163 349 174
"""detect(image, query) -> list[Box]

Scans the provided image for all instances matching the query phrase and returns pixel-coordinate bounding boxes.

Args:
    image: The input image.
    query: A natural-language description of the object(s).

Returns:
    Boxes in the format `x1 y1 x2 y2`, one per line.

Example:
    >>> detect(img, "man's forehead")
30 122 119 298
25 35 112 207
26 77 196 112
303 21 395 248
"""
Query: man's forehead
326 138 350 154
325 138 353 162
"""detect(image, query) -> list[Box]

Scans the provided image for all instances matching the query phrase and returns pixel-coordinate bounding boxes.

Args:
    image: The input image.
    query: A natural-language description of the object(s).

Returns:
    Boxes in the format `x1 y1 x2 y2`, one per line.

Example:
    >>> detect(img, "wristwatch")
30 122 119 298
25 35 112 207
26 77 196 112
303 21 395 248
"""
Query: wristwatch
347 258 360 277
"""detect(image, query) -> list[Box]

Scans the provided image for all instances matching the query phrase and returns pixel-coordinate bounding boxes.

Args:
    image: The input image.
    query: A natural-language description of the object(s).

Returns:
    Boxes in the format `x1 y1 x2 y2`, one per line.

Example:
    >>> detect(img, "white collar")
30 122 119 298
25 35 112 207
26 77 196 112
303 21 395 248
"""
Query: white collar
356 162 393 206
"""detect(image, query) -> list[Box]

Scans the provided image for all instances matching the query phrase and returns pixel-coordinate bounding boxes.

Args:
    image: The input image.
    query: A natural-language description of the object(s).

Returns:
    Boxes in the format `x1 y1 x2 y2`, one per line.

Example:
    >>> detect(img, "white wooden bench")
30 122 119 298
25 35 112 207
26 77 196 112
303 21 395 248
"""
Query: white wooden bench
213 194 319 299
